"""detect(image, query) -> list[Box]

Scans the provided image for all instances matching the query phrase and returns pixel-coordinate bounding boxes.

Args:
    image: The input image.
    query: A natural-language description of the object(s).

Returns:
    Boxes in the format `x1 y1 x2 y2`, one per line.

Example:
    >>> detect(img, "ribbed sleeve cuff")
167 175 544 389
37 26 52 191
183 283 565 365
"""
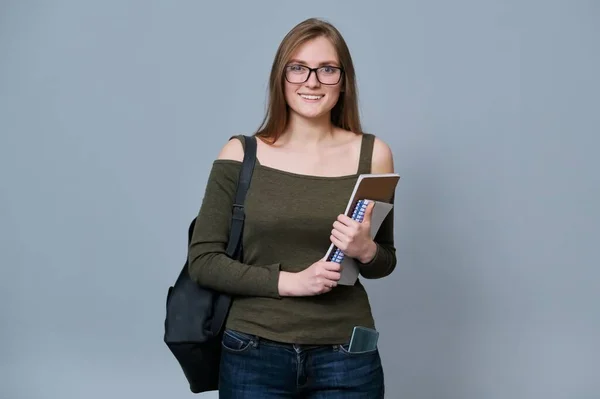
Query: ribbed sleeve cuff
357 243 396 279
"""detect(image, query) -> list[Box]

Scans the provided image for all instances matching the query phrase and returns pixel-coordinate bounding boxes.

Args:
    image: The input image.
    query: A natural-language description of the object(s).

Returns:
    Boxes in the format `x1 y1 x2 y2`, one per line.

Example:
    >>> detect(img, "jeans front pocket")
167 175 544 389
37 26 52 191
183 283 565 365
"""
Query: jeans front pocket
221 329 256 353
337 343 379 356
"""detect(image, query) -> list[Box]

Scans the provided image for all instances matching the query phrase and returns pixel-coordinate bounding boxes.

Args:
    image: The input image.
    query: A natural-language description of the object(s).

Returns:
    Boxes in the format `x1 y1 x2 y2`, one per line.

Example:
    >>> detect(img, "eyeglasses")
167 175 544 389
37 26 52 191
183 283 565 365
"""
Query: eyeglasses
284 64 344 85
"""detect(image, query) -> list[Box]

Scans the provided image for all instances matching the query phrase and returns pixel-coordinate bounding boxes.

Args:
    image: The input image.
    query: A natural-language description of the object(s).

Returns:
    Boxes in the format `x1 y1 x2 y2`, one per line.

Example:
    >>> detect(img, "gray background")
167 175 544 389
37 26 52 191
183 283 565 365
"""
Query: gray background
1 1 598 398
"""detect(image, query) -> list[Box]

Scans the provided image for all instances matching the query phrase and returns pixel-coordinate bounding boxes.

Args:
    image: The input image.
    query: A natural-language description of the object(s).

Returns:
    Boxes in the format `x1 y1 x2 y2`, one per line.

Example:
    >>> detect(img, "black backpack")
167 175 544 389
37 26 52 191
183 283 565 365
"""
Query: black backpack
163 135 257 393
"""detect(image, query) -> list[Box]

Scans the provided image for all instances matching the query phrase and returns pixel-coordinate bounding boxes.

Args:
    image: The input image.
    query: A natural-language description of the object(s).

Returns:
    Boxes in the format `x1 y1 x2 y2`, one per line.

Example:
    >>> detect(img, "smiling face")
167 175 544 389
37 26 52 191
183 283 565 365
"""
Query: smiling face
283 36 343 122
256 18 362 142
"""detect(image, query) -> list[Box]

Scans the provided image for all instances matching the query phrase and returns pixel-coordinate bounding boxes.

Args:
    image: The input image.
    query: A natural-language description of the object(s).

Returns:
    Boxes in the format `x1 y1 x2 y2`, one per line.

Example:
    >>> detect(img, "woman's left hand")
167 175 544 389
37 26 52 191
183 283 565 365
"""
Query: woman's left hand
330 201 378 264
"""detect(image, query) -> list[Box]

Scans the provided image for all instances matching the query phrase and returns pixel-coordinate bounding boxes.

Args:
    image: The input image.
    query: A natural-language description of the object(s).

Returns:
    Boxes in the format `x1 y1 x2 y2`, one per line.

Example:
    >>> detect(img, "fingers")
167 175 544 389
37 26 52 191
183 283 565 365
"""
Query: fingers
319 276 338 290
314 262 341 282
319 284 334 294
320 261 342 272
308 260 344 295
330 234 345 251
331 221 356 250
332 220 353 235
321 269 341 281
330 228 348 244
336 213 356 226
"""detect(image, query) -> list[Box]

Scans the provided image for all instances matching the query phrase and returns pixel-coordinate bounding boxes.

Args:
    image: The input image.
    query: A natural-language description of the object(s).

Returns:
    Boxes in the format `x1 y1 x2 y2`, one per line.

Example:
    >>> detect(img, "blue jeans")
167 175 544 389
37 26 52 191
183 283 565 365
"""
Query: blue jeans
219 329 385 398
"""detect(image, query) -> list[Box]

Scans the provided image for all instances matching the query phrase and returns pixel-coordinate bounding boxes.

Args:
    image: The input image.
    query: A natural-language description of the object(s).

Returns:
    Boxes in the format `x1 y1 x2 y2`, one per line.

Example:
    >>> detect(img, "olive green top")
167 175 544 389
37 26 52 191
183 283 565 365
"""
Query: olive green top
188 133 397 344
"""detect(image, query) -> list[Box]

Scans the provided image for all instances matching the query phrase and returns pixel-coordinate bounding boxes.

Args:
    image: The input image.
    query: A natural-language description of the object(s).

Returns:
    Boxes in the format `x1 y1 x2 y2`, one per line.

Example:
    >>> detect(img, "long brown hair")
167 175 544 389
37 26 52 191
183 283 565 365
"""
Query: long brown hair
255 18 362 143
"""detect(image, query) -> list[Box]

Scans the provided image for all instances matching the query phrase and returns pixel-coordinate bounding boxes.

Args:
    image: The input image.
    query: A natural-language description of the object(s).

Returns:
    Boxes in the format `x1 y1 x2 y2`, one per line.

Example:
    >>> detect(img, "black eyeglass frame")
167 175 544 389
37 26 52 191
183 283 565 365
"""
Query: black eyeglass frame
284 64 345 85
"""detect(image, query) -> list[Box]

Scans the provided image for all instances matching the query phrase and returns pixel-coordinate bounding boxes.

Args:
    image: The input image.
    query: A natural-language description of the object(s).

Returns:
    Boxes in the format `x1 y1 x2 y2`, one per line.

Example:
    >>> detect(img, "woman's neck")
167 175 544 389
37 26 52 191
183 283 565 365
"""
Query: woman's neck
282 112 335 147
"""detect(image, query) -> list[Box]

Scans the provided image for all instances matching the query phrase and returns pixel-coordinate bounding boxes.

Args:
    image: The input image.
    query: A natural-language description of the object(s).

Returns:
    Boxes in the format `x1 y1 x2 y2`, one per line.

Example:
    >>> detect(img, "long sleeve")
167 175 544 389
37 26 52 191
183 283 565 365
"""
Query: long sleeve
187 161 281 298
357 196 397 279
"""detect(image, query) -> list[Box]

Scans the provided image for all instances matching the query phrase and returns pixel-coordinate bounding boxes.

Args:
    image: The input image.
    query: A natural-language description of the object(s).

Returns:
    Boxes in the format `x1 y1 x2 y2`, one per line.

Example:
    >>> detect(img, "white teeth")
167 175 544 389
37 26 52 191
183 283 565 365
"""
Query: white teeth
299 94 323 100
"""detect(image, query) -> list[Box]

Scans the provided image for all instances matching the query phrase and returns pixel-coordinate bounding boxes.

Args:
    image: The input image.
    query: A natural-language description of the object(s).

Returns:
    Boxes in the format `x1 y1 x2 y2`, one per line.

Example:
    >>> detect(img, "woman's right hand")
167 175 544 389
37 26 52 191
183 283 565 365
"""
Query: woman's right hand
278 260 342 296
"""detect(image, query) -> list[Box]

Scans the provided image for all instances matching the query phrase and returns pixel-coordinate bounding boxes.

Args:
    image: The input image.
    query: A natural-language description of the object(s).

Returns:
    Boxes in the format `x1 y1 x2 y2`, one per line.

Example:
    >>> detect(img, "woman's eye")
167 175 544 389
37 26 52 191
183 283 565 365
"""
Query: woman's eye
321 66 335 74
289 65 304 72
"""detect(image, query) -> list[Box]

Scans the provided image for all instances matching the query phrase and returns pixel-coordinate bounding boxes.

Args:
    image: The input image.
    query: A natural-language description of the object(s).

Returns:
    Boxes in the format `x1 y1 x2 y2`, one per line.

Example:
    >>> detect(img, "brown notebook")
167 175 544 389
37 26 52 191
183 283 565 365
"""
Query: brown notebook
340 173 400 217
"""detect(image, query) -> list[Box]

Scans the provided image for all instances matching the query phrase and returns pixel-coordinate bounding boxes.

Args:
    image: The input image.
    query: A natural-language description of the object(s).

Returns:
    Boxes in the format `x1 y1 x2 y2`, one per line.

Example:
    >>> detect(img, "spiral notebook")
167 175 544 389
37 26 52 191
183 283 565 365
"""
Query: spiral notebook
329 199 371 264
324 173 400 285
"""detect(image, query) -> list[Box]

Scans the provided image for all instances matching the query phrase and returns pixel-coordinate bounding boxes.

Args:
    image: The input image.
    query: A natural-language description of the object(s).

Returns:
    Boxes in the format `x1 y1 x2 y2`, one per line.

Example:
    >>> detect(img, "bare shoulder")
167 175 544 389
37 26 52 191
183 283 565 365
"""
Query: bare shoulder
371 135 394 174
217 136 244 162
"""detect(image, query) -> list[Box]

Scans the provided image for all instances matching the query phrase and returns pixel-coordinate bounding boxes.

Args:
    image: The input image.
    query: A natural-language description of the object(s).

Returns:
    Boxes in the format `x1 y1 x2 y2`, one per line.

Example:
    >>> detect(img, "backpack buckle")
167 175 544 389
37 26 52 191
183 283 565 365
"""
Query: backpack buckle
231 203 245 221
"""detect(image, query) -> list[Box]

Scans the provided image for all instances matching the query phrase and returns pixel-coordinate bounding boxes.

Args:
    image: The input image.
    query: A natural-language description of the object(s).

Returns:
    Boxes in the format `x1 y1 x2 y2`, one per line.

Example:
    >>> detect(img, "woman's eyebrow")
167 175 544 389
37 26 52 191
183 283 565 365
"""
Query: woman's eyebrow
287 59 340 67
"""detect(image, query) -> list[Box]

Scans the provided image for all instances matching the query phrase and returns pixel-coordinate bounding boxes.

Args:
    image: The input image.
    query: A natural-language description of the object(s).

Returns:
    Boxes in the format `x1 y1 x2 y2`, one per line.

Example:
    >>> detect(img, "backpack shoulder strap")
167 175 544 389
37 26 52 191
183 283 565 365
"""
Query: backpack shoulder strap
211 135 256 336
225 135 257 258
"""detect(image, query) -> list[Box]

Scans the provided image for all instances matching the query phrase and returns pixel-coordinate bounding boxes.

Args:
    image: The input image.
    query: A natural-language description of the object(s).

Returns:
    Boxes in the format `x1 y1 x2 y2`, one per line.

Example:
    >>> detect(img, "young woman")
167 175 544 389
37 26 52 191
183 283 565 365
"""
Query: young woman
188 17 397 398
